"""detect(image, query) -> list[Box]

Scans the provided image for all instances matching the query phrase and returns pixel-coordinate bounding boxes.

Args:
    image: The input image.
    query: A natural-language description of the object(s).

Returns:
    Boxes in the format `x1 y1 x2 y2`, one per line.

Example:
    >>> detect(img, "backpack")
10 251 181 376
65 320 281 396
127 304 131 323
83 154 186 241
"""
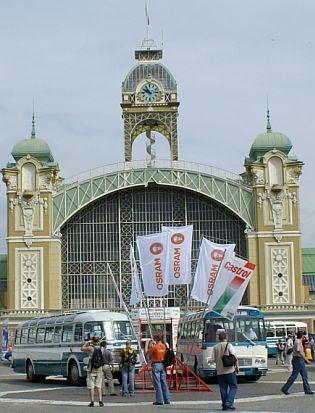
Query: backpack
121 348 137 365
91 347 104 369
163 347 175 367
277 342 285 351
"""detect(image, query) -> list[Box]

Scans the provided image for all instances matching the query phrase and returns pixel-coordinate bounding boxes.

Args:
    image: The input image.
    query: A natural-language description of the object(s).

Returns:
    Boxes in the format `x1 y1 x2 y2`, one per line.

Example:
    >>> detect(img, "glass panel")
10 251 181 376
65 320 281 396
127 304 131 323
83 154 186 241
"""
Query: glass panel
15 329 21 345
20 329 29 345
62 325 73 342
235 318 265 341
45 327 55 343
54 326 62 343
74 323 83 342
113 321 133 340
36 328 45 343
84 322 105 339
204 319 235 342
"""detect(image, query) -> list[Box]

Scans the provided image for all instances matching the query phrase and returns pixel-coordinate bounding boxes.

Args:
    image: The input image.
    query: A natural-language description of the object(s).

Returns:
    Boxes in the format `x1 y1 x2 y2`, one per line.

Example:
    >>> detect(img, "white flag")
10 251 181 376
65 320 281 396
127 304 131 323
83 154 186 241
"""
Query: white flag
129 244 143 305
209 250 256 319
136 232 169 297
162 225 193 285
191 238 235 304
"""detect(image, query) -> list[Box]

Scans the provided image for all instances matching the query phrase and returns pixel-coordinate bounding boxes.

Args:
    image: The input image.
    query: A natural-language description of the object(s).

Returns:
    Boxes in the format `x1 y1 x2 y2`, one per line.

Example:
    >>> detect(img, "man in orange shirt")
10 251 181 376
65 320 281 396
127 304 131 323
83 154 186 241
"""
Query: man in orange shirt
145 332 170 405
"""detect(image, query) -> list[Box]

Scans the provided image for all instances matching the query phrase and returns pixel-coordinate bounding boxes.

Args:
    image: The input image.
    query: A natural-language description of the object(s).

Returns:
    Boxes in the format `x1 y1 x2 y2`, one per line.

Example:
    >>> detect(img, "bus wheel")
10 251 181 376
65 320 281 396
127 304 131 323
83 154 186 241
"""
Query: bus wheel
26 360 45 382
68 361 85 386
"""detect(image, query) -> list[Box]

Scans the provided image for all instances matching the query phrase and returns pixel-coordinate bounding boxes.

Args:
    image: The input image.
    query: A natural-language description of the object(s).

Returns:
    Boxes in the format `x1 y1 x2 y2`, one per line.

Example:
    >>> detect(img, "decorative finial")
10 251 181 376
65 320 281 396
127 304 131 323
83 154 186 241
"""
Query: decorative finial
145 2 150 41
31 103 36 139
266 99 272 133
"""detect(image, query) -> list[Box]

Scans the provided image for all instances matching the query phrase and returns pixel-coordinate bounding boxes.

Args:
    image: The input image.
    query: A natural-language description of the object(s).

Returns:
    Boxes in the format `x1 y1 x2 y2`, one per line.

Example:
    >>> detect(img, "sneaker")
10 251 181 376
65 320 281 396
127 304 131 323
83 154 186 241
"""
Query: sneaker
129 393 135 397
153 401 164 405
88 401 94 407
305 391 314 394
110 393 117 396
224 406 235 411
164 400 171 404
99 401 104 407
281 388 289 395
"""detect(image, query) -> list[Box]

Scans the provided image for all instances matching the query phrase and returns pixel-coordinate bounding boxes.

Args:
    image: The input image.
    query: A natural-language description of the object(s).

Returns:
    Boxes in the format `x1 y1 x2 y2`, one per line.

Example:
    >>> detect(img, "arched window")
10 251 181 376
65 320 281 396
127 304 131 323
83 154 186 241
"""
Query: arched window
22 163 36 192
268 157 283 187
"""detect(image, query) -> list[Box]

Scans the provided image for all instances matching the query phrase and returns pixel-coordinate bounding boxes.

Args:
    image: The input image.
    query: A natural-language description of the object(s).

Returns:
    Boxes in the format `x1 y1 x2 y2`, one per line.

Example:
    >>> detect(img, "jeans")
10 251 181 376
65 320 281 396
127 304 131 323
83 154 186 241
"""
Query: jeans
121 365 135 395
151 362 170 403
217 372 238 407
282 357 312 393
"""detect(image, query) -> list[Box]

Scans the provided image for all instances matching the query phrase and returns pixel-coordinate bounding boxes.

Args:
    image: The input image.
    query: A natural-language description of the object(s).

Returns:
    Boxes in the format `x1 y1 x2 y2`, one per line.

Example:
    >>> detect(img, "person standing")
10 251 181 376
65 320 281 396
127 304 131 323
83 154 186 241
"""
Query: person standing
100 341 116 396
81 336 104 407
144 332 170 406
276 339 285 365
285 334 294 372
281 331 313 395
214 331 239 411
119 339 137 397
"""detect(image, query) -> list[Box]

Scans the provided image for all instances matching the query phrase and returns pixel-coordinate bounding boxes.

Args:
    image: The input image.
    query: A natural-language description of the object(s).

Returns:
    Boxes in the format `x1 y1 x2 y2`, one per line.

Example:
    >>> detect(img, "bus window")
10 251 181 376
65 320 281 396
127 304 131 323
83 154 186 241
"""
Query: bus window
15 329 21 345
36 327 45 343
74 323 83 342
28 328 36 344
113 321 133 340
275 327 285 338
204 321 223 342
21 329 29 345
45 327 54 343
236 318 264 341
54 325 62 343
62 325 73 342
84 322 105 339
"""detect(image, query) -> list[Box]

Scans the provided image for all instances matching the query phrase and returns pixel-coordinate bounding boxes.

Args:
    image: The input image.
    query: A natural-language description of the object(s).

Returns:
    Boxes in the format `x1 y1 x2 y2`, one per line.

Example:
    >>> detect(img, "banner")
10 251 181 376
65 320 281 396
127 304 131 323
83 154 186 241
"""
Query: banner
129 244 144 305
162 225 193 285
191 238 235 304
136 232 169 297
210 250 256 319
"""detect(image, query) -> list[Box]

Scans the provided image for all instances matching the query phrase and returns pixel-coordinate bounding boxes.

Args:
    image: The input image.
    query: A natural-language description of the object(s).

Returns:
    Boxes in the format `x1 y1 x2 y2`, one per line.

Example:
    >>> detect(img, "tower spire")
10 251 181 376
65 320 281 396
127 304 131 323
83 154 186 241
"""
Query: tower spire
266 106 272 133
31 103 36 139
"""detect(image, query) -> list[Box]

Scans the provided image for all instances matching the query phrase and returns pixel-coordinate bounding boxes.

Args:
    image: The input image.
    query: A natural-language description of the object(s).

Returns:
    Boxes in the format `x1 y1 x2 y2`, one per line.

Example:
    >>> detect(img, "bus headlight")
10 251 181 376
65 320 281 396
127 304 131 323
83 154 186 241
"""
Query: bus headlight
206 358 216 368
254 358 266 365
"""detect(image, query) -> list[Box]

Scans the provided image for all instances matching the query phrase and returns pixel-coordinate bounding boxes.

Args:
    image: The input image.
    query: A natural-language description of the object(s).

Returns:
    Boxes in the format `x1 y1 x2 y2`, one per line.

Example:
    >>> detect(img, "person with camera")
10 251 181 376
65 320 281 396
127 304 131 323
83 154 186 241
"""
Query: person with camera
144 332 170 406
100 340 116 396
81 335 104 407
119 339 137 396
214 331 239 411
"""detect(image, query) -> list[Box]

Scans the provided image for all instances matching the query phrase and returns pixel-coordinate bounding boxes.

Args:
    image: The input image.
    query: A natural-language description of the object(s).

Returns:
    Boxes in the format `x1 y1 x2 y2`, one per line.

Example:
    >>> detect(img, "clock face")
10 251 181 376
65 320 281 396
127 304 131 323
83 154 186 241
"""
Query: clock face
140 82 159 102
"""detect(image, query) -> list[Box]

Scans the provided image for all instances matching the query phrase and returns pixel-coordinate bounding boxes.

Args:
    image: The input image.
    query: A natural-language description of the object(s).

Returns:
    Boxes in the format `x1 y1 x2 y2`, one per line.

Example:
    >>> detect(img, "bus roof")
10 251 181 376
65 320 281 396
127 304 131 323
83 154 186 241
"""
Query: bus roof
16 310 129 329
266 320 307 327
181 306 263 322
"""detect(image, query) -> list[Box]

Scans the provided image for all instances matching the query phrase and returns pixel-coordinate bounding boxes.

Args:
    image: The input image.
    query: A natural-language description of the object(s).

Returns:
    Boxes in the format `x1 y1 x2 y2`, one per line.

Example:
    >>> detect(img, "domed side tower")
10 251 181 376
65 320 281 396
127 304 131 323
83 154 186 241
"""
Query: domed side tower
1 116 63 313
121 38 180 162
242 110 306 309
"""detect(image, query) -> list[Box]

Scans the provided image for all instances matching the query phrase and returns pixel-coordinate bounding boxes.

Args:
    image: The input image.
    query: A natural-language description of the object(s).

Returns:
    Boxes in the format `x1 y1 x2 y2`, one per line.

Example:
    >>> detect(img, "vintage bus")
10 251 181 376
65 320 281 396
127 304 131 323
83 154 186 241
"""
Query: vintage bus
266 320 308 356
12 310 141 384
177 306 268 381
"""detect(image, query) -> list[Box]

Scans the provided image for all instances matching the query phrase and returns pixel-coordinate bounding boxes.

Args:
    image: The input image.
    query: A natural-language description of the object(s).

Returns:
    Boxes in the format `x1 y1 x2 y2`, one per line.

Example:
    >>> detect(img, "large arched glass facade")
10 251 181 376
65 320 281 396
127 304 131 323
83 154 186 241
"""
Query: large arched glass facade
61 185 247 310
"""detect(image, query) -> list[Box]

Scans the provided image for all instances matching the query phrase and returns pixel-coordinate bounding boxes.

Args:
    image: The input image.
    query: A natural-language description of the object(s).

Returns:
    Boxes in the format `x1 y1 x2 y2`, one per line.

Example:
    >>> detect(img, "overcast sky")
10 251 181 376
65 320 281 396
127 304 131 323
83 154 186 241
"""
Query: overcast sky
1 0 314 252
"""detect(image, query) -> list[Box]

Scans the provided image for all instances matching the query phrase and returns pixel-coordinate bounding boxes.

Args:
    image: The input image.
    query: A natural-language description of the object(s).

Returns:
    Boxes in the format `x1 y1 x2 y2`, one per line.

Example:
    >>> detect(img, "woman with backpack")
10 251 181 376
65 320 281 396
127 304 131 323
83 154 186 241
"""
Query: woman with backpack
81 335 104 407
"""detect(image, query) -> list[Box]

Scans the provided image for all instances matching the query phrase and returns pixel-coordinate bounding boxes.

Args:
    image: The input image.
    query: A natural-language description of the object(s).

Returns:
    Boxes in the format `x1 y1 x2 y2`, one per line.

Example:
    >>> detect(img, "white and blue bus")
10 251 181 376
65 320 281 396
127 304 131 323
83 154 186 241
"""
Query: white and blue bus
266 320 308 357
177 306 268 382
12 310 141 385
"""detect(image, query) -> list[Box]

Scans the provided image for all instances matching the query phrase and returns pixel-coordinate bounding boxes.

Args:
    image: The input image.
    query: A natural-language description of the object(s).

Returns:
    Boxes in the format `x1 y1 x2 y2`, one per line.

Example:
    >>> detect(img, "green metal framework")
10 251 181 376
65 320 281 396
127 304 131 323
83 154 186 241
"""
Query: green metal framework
53 160 253 232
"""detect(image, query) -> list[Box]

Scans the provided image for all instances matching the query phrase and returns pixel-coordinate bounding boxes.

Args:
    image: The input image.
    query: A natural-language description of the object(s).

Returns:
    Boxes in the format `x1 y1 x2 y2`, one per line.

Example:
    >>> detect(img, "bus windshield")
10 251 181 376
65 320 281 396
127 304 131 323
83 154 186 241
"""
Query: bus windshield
113 321 133 340
204 317 265 343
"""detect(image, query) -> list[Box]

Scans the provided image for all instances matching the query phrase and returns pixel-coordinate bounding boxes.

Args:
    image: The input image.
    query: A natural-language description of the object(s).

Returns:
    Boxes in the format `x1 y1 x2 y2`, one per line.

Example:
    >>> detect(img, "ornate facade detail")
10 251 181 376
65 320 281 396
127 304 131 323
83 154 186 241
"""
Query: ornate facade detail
286 166 302 185
257 192 266 207
267 189 288 229
123 111 178 162
20 251 40 309
2 173 17 190
15 194 48 237
40 174 51 190
271 247 290 304
252 169 265 185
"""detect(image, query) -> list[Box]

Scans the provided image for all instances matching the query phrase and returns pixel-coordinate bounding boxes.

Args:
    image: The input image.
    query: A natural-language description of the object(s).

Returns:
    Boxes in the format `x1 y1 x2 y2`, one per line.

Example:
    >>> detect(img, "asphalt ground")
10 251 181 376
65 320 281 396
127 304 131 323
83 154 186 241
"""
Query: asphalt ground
0 359 314 413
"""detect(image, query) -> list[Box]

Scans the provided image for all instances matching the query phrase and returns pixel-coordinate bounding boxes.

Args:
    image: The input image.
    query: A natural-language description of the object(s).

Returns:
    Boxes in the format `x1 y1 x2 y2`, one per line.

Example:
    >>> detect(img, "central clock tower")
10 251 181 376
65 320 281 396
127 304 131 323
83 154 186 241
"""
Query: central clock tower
121 38 180 162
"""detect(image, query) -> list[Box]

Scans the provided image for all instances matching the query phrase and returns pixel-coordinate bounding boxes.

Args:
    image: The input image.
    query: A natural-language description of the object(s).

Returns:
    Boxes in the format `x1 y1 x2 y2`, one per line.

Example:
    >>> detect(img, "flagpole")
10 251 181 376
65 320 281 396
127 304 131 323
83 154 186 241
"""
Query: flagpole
107 263 147 364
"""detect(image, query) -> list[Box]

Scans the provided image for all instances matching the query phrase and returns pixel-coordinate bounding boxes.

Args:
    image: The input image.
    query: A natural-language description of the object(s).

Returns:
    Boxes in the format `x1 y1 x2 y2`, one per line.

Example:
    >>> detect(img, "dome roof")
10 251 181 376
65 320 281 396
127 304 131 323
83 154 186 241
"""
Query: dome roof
122 62 177 92
11 116 55 164
248 111 292 161
12 137 54 163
